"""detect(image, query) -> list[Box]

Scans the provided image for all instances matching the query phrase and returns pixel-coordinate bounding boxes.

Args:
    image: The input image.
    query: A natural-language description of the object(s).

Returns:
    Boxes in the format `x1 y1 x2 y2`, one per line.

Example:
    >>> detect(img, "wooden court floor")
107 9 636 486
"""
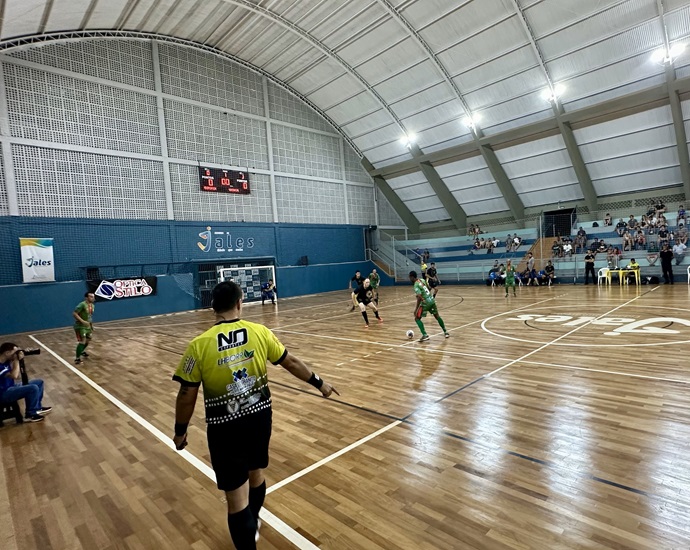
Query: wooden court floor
2 282 690 549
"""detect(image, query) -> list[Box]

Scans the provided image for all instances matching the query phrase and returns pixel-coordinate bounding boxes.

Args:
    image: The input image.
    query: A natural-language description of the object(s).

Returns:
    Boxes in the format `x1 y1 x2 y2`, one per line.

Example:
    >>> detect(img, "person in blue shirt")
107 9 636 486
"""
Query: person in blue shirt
0 343 52 422
261 280 277 305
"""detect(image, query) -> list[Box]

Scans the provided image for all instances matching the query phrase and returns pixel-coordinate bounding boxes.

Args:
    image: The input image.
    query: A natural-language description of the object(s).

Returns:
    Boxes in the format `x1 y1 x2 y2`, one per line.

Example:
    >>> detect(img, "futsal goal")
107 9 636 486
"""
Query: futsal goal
217 265 276 303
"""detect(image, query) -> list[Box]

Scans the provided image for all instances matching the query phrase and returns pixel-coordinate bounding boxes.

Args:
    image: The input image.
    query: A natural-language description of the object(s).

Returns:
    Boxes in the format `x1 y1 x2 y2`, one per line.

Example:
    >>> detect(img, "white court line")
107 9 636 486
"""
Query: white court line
483 287 658 378
266 421 401 494
29 335 320 550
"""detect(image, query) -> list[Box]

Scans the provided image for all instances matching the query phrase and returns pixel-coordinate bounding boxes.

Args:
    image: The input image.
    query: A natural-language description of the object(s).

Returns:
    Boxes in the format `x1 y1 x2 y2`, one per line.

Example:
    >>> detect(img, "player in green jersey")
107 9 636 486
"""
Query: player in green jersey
368 268 380 305
172 281 338 549
503 259 517 297
409 271 449 342
73 292 95 364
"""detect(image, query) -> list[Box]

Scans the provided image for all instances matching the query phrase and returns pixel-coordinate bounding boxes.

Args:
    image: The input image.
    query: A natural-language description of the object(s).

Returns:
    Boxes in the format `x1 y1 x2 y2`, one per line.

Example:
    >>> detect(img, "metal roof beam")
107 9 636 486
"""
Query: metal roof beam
480 144 524 225
510 0 597 213
361 158 419 232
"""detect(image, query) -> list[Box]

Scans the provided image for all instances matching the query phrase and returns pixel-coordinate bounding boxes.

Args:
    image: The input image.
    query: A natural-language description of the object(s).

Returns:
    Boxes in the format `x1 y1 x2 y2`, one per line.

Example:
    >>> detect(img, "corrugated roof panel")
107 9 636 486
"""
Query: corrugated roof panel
343 111 396 138
47 0 94 30
3 0 45 38
413 208 451 223
510 167 580 194
682 100 690 121
398 0 471 32
387 171 427 189
558 52 665 106
415 120 473 151
494 134 565 162
586 147 679 180
403 192 444 209
538 0 656 60
326 94 385 125
356 38 428 83
390 82 456 120
458 196 510 215
433 156 488 177
501 150 574 179
562 73 667 112
665 4 690 41
419 0 513 52
436 17 528 77
546 20 664 82
475 90 549 128
523 0 621 38
244 26 305 67
289 0 350 31
374 60 444 103
463 67 546 111
288 58 349 92
364 142 411 166
444 170 497 193
593 167 683 195
519 183 584 207
271 46 324 81
86 0 129 28
481 109 553 135
307 73 368 110
315 2 387 49
573 106 674 143
577 126 677 163
453 45 537 94
337 19 411 67
400 101 466 133
350 124 402 151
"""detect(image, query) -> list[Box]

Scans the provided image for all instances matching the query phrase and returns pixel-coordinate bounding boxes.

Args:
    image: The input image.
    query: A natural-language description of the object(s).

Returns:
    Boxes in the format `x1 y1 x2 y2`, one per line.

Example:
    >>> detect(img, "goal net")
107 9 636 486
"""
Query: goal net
217 265 276 303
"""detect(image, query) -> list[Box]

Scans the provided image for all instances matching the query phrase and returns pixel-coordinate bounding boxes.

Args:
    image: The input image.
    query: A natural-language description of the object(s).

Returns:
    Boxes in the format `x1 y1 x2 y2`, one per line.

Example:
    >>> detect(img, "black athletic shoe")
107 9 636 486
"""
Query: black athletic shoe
37 407 53 416
81 352 89 358
25 414 44 423
75 358 82 365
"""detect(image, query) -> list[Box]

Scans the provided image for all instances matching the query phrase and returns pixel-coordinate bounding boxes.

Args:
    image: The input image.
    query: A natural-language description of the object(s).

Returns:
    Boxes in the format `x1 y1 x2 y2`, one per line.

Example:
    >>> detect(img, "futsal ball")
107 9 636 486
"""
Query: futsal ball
406 330 414 339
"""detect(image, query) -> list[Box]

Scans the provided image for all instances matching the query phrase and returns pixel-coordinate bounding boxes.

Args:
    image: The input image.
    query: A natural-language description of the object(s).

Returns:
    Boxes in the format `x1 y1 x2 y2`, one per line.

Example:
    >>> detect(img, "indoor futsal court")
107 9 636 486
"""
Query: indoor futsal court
2 284 690 549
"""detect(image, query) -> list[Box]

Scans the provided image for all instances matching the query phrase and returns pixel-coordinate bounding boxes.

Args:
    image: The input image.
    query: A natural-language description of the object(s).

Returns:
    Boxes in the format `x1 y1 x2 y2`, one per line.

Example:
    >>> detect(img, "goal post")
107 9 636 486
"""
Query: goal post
217 265 276 303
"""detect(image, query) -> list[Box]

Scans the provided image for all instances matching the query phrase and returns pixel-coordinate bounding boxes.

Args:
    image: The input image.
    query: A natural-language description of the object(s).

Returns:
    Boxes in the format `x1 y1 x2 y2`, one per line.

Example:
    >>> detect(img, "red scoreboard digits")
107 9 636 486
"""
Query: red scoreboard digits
199 167 251 194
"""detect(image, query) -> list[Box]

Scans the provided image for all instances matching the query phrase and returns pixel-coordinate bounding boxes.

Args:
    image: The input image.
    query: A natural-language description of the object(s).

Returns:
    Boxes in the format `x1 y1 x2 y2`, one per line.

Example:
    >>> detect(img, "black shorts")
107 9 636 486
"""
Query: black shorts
427 279 438 288
207 408 272 491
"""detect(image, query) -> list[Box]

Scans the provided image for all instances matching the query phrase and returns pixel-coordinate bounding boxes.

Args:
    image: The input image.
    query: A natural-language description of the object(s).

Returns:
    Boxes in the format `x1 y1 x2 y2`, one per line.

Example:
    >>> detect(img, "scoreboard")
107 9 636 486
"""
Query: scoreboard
199 166 250 194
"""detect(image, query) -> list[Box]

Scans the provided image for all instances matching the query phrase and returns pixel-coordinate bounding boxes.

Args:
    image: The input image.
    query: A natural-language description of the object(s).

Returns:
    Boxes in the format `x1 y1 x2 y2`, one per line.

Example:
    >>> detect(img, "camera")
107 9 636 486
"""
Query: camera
18 348 40 356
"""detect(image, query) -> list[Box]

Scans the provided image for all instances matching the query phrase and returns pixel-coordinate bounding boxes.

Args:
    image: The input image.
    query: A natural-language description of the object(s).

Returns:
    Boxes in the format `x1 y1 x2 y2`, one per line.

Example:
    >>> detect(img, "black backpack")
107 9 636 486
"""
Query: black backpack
592 222 599 227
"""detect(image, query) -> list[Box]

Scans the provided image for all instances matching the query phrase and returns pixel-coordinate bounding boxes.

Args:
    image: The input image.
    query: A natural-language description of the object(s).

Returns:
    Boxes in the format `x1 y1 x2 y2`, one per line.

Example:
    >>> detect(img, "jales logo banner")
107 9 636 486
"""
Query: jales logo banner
19 238 55 283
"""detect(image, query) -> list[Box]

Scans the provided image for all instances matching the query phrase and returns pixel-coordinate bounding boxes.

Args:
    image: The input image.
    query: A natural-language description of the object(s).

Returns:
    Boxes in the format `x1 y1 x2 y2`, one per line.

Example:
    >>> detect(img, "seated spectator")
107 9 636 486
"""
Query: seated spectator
475 225 482 235
489 260 499 273
635 230 646 251
673 241 687 265
505 234 512 251
468 224 476 237
639 214 649 231
0 343 52 422
676 223 688 245
575 234 587 254
563 241 573 257
492 236 500 248
473 239 481 250
677 205 686 226
542 261 556 286
577 226 587 239
604 213 612 226
512 234 522 251
649 214 658 233
646 203 656 218
479 237 486 249
486 239 494 254
658 225 670 247
659 213 667 227
606 245 616 267
655 199 666 216
590 239 600 253
622 231 633 251
615 218 627 236
625 258 640 284
551 239 562 258
597 239 607 253
627 215 637 230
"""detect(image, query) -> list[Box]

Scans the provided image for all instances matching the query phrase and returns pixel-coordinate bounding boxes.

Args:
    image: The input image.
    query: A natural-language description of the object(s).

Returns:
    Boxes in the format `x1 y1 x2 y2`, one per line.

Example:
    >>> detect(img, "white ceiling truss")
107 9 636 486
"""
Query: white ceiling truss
1 0 690 227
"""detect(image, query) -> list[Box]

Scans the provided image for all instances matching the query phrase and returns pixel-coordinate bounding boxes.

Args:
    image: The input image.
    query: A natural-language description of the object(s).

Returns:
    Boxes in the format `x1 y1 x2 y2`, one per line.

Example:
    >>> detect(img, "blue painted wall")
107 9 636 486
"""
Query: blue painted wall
0 216 384 335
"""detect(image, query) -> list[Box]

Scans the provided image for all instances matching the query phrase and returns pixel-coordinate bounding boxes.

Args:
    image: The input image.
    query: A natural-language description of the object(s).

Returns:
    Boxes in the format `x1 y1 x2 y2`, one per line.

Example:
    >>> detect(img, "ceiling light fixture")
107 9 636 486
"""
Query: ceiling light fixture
652 43 686 64
399 133 416 149
463 114 481 129
542 83 565 103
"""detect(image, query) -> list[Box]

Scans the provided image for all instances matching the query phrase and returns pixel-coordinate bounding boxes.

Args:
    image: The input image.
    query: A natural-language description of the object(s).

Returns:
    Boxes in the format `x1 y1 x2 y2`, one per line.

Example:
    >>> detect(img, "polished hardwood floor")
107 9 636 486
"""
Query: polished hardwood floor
2 282 690 549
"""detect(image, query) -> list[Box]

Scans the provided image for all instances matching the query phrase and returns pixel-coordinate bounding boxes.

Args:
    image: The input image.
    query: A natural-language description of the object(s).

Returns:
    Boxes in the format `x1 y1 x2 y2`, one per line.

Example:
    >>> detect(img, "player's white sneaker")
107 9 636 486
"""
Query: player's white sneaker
444 332 450 338
255 518 262 543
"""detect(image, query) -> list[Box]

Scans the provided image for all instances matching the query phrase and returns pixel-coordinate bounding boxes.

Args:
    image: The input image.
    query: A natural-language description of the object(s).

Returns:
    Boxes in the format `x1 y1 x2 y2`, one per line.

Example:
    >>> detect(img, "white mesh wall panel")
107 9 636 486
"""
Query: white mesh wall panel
170 164 272 223
343 146 371 184
346 185 376 225
272 125 341 180
377 191 405 226
8 40 155 90
164 99 269 169
158 43 264 117
0 146 6 215
267 83 333 133
13 145 167 219
275 176 346 224
5 64 161 156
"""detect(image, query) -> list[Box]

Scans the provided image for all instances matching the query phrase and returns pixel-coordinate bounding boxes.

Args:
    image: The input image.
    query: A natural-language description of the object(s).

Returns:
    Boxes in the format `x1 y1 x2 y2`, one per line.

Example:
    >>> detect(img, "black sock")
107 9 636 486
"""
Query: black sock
227 507 257 550
362 311 369 324
249 481 266 520
374 310 380 319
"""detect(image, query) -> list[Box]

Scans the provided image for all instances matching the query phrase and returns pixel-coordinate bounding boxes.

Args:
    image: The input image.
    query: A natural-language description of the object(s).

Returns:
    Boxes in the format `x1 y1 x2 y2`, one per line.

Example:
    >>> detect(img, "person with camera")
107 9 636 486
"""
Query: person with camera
0 343 52 423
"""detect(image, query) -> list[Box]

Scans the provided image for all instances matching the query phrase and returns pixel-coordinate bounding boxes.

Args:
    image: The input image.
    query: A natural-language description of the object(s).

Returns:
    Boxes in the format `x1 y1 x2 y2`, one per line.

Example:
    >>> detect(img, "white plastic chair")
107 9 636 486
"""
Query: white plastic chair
687 265 690 284
597 267 610 285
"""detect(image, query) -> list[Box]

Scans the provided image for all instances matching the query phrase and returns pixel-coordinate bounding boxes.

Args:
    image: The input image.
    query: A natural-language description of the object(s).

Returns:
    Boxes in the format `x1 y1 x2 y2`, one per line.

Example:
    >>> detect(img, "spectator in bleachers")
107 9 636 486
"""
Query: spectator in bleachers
551 239 562 258
655 199 666 216
468 224 475 237
622 231 633 251
640 214 649 231
658 213 668 227
492 236 500 249
486 239 494 254
615 218 627 236
577 226 587 239
677 205 686 226
479 237 486 249
563 241 573 258
649 214 658 233
597 239 607 254
423 249 430 263
673 241 686 265
575 233 587 254
627 215 637 231
658 225 670 248
676 223 687 245
590 239 600 254
604 213 612 226
512 234 522 251
635 230 646 251
543 261 556 286
625 258 640 284
505 234 512 251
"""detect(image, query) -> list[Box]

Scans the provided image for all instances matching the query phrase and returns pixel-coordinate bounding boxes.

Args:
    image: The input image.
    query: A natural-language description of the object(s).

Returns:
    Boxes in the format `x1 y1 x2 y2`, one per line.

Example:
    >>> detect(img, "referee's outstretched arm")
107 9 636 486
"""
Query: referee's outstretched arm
278 353 339 398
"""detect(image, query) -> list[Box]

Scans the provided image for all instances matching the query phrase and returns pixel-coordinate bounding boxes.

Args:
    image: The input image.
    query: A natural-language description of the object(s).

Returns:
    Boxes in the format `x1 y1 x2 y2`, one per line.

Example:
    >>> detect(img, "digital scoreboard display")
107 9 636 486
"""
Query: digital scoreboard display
199 167 250 194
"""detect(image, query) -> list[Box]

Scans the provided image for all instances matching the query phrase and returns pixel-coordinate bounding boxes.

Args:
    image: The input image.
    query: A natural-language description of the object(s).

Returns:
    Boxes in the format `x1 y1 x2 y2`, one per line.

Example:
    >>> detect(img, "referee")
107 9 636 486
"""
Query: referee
172 281 339 549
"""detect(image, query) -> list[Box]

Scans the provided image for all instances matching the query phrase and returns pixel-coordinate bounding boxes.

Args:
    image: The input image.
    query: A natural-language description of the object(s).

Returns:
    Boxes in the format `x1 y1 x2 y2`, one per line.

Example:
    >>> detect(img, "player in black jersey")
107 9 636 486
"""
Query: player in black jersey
425 262 440 297
354 279 382 328
350 270 365 311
